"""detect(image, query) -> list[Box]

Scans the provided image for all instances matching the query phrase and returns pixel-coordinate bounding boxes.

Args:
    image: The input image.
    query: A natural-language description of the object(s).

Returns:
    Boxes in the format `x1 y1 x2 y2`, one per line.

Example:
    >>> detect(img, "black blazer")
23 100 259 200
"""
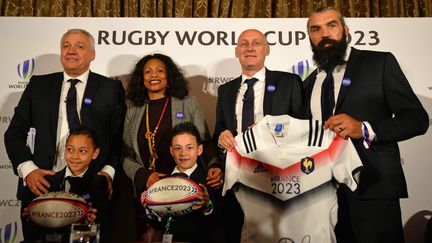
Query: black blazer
303 47 429 199
169 164 221 243
4 71 126 200
213 68 305 142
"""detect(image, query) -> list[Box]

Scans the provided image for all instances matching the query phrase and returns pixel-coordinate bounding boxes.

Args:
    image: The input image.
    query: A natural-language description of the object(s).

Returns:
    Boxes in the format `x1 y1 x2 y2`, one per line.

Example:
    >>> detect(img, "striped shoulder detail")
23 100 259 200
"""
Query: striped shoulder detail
308 119 325 147
242 128 257 154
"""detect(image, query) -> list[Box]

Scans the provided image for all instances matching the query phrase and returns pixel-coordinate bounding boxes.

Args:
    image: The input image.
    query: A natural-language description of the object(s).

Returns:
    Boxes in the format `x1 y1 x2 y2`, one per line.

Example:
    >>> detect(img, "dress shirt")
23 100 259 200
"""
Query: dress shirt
171 163 198 177
235 67 266 134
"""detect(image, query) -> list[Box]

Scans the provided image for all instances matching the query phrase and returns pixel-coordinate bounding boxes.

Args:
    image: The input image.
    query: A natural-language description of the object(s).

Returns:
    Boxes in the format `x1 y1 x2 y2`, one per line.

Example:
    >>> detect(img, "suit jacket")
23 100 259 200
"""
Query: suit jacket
213 68 305 143
122 96 209 194
303 47 429 199
163 164 220 243
5 71 126 200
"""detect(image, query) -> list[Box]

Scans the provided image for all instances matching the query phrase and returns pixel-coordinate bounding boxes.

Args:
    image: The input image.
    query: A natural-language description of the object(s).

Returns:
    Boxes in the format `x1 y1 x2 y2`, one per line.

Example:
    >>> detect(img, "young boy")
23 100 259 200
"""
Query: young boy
22 127 109 243
141 122 220 243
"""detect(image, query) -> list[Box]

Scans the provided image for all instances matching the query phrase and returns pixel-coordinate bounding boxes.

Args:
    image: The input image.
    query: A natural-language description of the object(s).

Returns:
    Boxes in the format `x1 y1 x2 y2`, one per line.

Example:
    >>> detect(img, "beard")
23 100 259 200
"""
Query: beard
310 32 348 71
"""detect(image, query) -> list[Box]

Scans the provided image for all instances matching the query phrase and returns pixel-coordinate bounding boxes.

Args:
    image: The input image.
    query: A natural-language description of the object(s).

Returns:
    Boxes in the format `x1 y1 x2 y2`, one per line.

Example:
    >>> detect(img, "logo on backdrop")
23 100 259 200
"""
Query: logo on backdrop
202 76 236 97
9 58 35 90
17 59 35 80
0 199 20 207
97 30 309 46
291 59 312 80
0 160 12 170
0 222 18 243
0 115 12 124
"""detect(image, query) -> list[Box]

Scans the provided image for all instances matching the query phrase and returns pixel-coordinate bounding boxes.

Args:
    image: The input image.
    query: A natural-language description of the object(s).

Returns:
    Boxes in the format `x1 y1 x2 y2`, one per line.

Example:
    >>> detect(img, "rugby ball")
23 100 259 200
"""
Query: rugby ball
144 176 202 216
27 191 89 228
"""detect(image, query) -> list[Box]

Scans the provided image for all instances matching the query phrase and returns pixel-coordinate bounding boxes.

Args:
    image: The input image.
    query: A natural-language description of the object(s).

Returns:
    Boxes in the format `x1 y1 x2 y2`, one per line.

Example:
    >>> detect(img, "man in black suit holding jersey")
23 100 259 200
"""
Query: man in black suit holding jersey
303 7 428 243
214 28 305 243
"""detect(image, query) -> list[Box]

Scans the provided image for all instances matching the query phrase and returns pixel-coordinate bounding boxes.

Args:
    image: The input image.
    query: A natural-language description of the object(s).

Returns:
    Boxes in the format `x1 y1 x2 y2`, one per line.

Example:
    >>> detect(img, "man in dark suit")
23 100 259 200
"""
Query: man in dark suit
214 29 304 243
4 28 126 241
303 7 429 243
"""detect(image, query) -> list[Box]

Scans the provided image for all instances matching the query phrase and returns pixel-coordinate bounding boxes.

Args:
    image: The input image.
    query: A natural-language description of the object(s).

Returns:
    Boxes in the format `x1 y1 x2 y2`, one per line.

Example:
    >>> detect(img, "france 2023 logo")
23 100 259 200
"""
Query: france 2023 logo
0 222 18 243
291 59 312 81
17 58 35 80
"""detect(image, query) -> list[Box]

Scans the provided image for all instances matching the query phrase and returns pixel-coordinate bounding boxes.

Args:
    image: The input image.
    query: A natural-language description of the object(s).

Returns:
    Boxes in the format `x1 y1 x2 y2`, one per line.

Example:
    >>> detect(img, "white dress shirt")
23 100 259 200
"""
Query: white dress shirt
235 67 266 134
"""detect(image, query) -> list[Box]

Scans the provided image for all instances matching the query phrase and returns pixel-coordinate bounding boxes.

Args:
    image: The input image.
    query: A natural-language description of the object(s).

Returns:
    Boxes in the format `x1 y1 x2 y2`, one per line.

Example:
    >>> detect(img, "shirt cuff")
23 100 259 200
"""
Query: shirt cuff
101 164 115 180
361 121 376 149
17 161 39 186
362 121 376 141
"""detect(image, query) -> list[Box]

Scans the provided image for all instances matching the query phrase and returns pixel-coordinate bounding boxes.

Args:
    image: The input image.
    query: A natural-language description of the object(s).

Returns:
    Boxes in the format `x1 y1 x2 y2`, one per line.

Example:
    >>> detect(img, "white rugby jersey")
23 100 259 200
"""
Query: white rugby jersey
223 115 362 243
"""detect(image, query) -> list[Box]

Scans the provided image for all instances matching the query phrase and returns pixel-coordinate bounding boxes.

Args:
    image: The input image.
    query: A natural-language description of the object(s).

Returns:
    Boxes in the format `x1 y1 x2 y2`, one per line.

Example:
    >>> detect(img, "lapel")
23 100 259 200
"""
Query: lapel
50 73 64 144
189 165 206 185
81 71 101 127
47 168 66 192
227 76 242 131
335 47 359 114
304 70 318 115
171 97 182 127
263 68 276 115
131 105 146 163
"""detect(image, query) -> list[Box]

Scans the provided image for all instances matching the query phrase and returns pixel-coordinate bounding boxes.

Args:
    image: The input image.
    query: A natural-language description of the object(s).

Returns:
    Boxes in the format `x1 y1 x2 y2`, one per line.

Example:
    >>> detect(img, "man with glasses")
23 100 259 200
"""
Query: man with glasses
213 28 305 243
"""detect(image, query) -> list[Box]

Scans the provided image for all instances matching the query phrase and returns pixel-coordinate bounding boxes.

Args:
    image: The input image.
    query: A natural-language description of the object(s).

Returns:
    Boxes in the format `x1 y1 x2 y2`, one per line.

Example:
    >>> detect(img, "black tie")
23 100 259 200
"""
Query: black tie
172 172 188 178
64 176 83 193
66 79 80 131
242 78 258 132
321 68 335 121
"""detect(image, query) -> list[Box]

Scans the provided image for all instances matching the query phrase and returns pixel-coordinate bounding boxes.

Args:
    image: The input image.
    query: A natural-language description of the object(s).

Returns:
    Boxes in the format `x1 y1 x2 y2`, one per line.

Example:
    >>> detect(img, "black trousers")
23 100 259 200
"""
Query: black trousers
222 189 244 243
335 185 405 243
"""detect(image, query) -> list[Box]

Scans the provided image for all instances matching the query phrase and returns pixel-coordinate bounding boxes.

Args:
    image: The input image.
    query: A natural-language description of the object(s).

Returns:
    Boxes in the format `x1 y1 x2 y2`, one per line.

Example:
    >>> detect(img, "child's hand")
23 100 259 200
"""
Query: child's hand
85 203 97 224
192 183 210 210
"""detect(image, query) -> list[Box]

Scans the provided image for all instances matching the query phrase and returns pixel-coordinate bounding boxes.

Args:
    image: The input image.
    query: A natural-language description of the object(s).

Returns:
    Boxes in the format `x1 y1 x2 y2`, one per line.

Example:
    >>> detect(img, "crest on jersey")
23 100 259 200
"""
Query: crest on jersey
301 157 315 174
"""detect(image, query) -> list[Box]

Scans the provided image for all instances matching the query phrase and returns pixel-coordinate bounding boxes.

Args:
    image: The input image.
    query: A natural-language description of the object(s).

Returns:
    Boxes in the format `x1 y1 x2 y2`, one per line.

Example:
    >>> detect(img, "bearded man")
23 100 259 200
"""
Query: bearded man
303 7 428 243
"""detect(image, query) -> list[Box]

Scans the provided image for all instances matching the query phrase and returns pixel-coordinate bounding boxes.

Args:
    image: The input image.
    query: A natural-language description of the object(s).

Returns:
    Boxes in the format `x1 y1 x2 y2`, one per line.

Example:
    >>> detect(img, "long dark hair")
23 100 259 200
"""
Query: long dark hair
126 53 188 106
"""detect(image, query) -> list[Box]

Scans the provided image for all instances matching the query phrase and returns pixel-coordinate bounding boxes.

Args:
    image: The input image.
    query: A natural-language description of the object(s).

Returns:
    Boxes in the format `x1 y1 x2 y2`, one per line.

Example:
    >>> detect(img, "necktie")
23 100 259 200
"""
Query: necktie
66 79 80 131
321 68 335 121
64 176 83 192
172 172 188 178
242 78 258 132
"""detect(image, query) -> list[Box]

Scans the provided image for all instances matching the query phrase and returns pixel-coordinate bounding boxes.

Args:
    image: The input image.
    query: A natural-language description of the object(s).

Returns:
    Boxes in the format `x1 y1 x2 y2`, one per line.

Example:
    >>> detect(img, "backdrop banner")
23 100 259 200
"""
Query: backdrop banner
0 17 431 242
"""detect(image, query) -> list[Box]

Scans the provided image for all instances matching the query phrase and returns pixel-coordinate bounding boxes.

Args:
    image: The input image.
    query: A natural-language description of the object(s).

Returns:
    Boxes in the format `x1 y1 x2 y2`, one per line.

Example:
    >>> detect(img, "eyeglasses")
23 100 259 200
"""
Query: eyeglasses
237 41 265 49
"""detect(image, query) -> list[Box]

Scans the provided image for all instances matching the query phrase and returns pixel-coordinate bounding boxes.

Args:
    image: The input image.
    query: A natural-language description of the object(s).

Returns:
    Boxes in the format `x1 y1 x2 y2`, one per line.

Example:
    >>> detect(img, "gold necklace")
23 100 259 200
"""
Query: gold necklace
145 96 170 171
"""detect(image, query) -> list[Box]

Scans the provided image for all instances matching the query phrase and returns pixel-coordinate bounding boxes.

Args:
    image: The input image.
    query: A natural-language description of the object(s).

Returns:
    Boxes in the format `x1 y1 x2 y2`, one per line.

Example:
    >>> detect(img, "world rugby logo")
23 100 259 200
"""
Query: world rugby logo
291 59 311 80
17 58 35 80
0 222 18 243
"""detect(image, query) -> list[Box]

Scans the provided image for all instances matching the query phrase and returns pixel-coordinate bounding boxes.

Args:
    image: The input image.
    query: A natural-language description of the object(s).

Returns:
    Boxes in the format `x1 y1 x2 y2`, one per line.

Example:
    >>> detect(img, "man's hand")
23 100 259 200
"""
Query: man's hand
206 167 223 189
146 172 167 189
218 130 236 152
97 171 113 200
25 169 55 196
85 203 97 224
324 114 363 139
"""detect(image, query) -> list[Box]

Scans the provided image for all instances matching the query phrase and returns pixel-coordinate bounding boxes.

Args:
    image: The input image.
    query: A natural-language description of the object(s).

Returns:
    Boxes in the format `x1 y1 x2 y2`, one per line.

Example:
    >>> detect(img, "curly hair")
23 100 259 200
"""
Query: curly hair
127 53 189 106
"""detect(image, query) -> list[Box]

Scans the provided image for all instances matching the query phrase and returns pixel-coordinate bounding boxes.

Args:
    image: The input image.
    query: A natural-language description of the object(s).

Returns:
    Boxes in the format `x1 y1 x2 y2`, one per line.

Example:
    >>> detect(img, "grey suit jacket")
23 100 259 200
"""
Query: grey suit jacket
122 96 206 192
